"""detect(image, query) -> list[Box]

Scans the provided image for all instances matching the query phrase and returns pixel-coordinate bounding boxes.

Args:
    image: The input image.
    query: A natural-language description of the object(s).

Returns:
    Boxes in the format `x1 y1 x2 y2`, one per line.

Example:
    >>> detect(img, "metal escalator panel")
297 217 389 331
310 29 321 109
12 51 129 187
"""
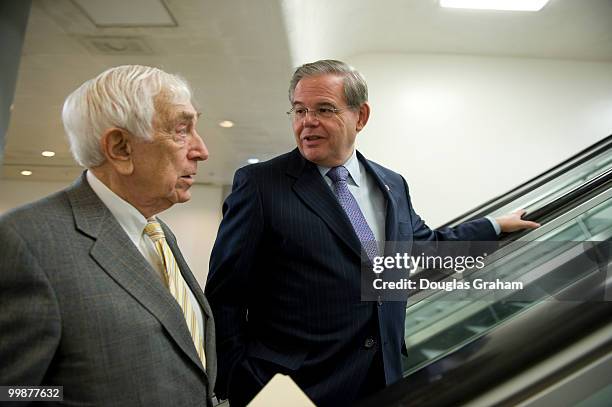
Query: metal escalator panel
403 188 612 377
444 135 612 227
488 148 611 220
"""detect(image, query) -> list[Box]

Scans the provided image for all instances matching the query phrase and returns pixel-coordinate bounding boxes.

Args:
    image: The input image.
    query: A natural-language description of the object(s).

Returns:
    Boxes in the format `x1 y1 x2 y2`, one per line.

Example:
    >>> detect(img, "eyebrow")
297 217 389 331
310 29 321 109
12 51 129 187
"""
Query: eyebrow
175 111 202 122
292 101 336 107
292 103 338 110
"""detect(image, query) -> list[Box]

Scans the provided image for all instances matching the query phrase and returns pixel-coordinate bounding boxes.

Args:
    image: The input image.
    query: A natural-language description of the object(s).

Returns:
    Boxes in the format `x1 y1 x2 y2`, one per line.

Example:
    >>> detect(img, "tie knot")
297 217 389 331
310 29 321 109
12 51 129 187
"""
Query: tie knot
327 166 349 183
144 220 165 242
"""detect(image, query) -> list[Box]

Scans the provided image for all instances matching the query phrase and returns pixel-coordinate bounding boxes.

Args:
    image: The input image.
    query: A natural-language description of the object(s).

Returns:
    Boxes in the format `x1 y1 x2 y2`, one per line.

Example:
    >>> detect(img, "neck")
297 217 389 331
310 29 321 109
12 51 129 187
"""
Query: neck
89 166 161 218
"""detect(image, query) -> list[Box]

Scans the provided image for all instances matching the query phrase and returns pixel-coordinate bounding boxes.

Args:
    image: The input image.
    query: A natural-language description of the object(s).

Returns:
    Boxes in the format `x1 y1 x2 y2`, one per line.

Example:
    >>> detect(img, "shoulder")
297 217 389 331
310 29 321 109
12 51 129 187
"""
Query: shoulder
357 151 406 184
232 149 302 186
0 189 71 230
367 159 402 178
0 174 96 239
0 189 75 260
237 150 296 175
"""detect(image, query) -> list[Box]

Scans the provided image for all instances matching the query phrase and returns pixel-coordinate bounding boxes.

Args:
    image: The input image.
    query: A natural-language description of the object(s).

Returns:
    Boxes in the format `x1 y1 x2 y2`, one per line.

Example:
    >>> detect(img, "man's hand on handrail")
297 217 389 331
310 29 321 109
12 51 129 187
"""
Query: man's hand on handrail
496 209 541 233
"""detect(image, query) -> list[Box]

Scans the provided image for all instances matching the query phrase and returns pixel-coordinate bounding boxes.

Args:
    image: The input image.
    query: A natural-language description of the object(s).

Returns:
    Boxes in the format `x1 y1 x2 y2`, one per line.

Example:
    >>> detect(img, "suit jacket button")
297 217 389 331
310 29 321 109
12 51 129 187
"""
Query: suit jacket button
364 338 376 349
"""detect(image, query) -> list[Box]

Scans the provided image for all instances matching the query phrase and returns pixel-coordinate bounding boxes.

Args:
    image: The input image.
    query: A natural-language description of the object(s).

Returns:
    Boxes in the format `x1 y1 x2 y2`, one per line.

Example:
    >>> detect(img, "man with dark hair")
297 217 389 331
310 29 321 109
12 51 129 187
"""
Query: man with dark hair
206 59 538 406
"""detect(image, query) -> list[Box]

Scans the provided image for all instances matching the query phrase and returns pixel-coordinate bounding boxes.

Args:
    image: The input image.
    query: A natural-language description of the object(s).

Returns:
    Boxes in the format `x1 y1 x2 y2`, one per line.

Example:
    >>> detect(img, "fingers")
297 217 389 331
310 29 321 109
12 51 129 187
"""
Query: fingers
514 209 540 229
522 220 541 229
514 209 528 217
495 211 541 233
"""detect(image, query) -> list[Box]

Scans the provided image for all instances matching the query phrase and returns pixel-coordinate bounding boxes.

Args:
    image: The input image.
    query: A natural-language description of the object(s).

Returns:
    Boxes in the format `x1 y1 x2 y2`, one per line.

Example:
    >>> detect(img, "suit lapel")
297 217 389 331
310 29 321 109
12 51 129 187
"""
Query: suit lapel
67 174 206 376
288 150 363 259
357 152 415 260
161 222 216 393
357 151 400 242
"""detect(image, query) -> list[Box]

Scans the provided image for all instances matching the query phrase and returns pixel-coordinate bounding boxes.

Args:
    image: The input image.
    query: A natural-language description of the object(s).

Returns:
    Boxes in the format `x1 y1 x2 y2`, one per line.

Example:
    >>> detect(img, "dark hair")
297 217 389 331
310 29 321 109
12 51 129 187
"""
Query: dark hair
288 59 368 109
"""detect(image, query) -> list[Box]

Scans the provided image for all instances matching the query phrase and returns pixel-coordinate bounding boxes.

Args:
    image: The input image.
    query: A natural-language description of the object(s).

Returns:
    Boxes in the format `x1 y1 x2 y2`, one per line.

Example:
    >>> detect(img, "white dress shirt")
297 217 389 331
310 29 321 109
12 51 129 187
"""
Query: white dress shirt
86 171 205 334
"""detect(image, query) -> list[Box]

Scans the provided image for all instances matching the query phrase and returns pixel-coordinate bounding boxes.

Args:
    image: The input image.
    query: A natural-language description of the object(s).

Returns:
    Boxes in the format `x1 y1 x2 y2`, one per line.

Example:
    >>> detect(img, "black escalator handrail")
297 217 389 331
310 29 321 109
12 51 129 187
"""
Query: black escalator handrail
440 135 612 228
499 167 612 241
523 167 612 222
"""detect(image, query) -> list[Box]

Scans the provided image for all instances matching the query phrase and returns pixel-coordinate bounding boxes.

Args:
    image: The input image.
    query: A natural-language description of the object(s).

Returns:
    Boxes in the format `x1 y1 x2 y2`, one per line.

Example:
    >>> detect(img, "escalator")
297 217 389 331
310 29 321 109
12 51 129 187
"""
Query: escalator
357 135 612 407
443 135 612 230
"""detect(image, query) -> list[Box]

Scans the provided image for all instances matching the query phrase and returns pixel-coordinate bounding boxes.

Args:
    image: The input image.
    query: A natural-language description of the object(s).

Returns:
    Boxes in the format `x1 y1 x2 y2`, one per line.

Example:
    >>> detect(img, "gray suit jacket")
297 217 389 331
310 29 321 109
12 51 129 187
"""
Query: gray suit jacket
0 173 216 406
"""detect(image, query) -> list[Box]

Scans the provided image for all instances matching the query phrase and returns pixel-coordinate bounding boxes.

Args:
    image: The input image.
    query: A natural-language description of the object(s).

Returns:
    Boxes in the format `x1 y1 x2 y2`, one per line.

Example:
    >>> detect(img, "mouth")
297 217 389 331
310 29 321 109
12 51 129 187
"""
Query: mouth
302 135 324 142
180 174 196 180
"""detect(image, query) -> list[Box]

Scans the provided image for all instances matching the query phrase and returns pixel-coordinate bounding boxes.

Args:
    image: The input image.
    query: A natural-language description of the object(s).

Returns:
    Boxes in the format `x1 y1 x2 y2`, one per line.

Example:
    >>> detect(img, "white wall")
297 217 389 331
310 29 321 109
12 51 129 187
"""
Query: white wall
0 178 223 287
159 184 223 284
349 53 612 227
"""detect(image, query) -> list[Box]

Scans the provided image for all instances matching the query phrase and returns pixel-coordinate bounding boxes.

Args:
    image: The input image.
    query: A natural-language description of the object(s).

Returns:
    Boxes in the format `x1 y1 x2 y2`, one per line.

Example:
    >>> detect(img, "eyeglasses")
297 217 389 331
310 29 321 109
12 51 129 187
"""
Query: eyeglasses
286 106 346 121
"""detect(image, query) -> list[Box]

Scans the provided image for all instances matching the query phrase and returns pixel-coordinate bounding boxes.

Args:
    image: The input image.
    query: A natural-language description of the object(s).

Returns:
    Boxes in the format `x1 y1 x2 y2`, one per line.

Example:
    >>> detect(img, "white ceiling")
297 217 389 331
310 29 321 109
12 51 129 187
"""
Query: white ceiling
283 0 612 64
2 0 612 185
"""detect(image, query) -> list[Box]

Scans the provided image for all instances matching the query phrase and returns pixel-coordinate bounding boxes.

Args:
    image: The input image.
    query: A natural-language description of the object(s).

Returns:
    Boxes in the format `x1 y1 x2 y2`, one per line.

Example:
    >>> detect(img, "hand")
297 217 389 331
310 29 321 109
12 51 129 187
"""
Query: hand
495 209 540 233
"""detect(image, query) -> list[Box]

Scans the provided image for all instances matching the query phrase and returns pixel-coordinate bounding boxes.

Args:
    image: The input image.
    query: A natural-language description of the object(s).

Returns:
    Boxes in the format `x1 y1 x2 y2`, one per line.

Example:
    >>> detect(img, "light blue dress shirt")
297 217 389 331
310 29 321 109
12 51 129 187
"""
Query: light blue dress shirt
316 150 500 244
317 150 387 251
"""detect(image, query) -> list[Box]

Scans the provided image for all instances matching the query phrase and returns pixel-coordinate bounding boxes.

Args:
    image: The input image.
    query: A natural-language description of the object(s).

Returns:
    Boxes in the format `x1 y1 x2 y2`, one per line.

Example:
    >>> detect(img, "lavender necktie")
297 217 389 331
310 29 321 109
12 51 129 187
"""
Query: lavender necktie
327 166 378 261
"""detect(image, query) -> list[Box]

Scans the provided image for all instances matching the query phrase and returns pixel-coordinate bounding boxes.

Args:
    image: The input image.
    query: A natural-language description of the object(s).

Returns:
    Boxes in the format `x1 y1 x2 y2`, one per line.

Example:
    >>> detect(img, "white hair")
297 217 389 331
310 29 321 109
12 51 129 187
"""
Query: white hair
62 65 193 168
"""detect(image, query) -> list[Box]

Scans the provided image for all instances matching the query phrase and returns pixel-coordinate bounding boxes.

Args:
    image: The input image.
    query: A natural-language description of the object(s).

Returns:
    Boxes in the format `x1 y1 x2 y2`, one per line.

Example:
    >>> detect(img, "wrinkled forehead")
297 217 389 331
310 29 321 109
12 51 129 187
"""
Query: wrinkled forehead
153 94 198 129
154 85 192 109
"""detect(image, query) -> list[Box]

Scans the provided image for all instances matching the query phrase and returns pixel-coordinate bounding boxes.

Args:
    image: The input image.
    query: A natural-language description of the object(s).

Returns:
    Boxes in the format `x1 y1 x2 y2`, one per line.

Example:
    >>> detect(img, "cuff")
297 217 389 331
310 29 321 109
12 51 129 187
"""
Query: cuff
485 216 501 235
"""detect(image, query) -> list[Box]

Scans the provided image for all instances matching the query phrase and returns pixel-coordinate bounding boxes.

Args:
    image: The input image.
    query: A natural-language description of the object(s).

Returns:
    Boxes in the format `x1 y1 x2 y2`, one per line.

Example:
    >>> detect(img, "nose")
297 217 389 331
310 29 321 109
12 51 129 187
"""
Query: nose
302 110 320 127
188 130 209 161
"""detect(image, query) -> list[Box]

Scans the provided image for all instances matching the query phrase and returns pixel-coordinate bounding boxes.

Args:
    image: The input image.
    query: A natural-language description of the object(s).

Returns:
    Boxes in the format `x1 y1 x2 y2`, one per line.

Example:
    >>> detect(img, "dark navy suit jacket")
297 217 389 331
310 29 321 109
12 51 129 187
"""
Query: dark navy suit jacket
206 149 496 406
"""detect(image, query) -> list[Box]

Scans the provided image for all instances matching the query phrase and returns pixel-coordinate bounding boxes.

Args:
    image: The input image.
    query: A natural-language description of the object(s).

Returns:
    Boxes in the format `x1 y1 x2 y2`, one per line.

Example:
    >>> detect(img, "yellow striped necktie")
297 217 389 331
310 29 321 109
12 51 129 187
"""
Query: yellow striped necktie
144 219 206 368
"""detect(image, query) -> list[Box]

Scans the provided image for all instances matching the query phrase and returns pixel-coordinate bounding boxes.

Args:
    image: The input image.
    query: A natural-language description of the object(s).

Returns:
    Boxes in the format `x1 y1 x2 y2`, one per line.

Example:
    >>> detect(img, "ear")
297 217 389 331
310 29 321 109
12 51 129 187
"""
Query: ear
99 128 135 175
356 102 370 132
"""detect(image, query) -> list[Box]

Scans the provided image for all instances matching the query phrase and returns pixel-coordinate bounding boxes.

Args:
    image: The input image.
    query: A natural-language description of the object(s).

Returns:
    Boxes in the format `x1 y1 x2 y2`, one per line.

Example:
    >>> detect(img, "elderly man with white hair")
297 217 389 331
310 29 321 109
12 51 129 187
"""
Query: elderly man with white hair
0 65 216 406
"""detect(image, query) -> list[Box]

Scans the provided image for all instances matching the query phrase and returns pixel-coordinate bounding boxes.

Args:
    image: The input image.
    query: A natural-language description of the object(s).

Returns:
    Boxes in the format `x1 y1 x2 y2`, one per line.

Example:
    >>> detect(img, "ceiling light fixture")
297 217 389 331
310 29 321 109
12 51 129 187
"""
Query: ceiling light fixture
20 170 33 176
440 0 550 11
247 158 260 164
219 120 234 128
42 150 56 157
72 0 176 27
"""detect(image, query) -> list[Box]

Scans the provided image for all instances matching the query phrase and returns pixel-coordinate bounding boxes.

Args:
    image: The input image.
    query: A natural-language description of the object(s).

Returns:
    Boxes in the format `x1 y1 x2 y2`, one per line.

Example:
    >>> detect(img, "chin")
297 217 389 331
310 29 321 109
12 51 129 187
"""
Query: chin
300 149 324 165
177 191 192 203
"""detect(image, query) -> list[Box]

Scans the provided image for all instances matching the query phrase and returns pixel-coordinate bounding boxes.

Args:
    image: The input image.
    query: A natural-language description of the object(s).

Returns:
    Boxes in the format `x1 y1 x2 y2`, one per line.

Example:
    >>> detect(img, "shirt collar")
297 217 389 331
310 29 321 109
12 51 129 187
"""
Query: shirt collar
86 170 150 247
316 149 362 187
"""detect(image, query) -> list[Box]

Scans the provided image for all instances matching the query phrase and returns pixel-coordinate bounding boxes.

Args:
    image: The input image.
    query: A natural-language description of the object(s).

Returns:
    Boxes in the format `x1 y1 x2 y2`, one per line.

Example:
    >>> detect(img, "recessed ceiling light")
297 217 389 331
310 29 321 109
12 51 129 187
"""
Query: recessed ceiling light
440 0 550 11
42 150 56 157
247 158 260 164
72 0 176 27
219 120 234 128
20 170 33 176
